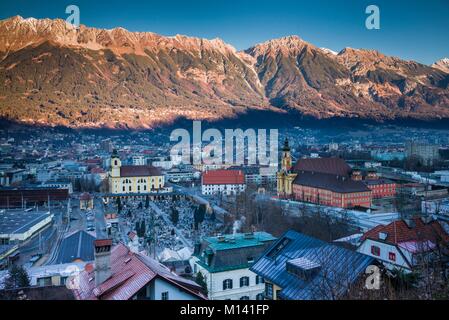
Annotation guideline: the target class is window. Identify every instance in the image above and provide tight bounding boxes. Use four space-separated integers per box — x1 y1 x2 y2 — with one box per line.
256 275 264 285
161 292 169 300
371 246 381 257
223 279 233 290
276 290 282 300
37 277 52 287
265 283 273 299
240 276 250 287
389 252 396 262
240 296 250 300
256 293 264 301
267 237 291 259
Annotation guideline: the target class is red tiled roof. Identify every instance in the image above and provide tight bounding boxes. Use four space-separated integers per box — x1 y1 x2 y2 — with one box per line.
292 158 352 176
361 218 449 245
94 239 113 247
74 244 206 300
120 165 162 177
202 170 245 185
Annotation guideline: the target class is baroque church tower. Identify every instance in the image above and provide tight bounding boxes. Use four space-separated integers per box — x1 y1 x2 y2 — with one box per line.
277 139 298 197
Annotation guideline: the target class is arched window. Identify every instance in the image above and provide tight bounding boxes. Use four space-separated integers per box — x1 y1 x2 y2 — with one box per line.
256 293 264 300
114 160 118 166
240 276 250 287
240 296 250 300
223 279 233 290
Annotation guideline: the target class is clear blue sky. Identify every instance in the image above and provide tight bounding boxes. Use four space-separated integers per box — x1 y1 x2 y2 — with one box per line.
1 0 448 64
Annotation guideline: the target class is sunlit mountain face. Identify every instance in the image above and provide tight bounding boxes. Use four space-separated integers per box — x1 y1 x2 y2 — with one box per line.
1 16 449 129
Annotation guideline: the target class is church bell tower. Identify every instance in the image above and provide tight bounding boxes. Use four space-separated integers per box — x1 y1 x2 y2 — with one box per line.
110 149 122 178
281 138 292 172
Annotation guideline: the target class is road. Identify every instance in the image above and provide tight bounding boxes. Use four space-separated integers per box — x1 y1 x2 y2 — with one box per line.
94 197 107 239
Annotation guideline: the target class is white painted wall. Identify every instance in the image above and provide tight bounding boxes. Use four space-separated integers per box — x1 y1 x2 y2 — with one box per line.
202 184 246 196
191 257 264 300
357 239 412 272
151 278 201 300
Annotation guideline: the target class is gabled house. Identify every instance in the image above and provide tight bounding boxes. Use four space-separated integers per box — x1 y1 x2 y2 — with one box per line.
73 240 206 300
191 232 276 300
357 217 449 273
55 230 96 264
201 170 246 196
250 230 374 300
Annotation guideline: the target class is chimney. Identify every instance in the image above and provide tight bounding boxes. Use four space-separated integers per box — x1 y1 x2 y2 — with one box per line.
94 239 113 286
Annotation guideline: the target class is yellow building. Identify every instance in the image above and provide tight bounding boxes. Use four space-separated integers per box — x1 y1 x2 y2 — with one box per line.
109 151 165 194
277 139 297 197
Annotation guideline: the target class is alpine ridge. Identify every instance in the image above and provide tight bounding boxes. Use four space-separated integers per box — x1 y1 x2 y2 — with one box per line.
1 16 448 129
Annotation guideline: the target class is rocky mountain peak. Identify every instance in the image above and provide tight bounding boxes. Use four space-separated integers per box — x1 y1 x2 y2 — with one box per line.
433 58 449 73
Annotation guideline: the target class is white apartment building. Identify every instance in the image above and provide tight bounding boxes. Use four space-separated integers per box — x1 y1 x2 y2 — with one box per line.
201 170 246 196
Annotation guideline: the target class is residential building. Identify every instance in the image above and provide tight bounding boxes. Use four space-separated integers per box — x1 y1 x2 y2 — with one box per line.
357 217 449 273
0 262 87 289
191 232 276 300
132 155 147 166
55 230 96 264
73 240 206 300
251 230 374 300
152 157 175 170
406 141 440 166
422 198 449 216
201 170 246 196
166 169 198 183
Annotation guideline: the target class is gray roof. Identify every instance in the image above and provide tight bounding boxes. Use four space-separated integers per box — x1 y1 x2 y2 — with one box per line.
293 171 371 193
0 210 52 235
250 230 374 300
55 231 96 264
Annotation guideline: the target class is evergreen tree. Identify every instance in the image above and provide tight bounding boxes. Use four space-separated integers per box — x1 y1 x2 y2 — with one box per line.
195 272 208 295
171 208 179 225
145 196 150 209
3 265 31 289
116 197 122 214
140 220 146 237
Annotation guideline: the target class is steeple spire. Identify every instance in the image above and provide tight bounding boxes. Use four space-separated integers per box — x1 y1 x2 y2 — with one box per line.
282 138 290 152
